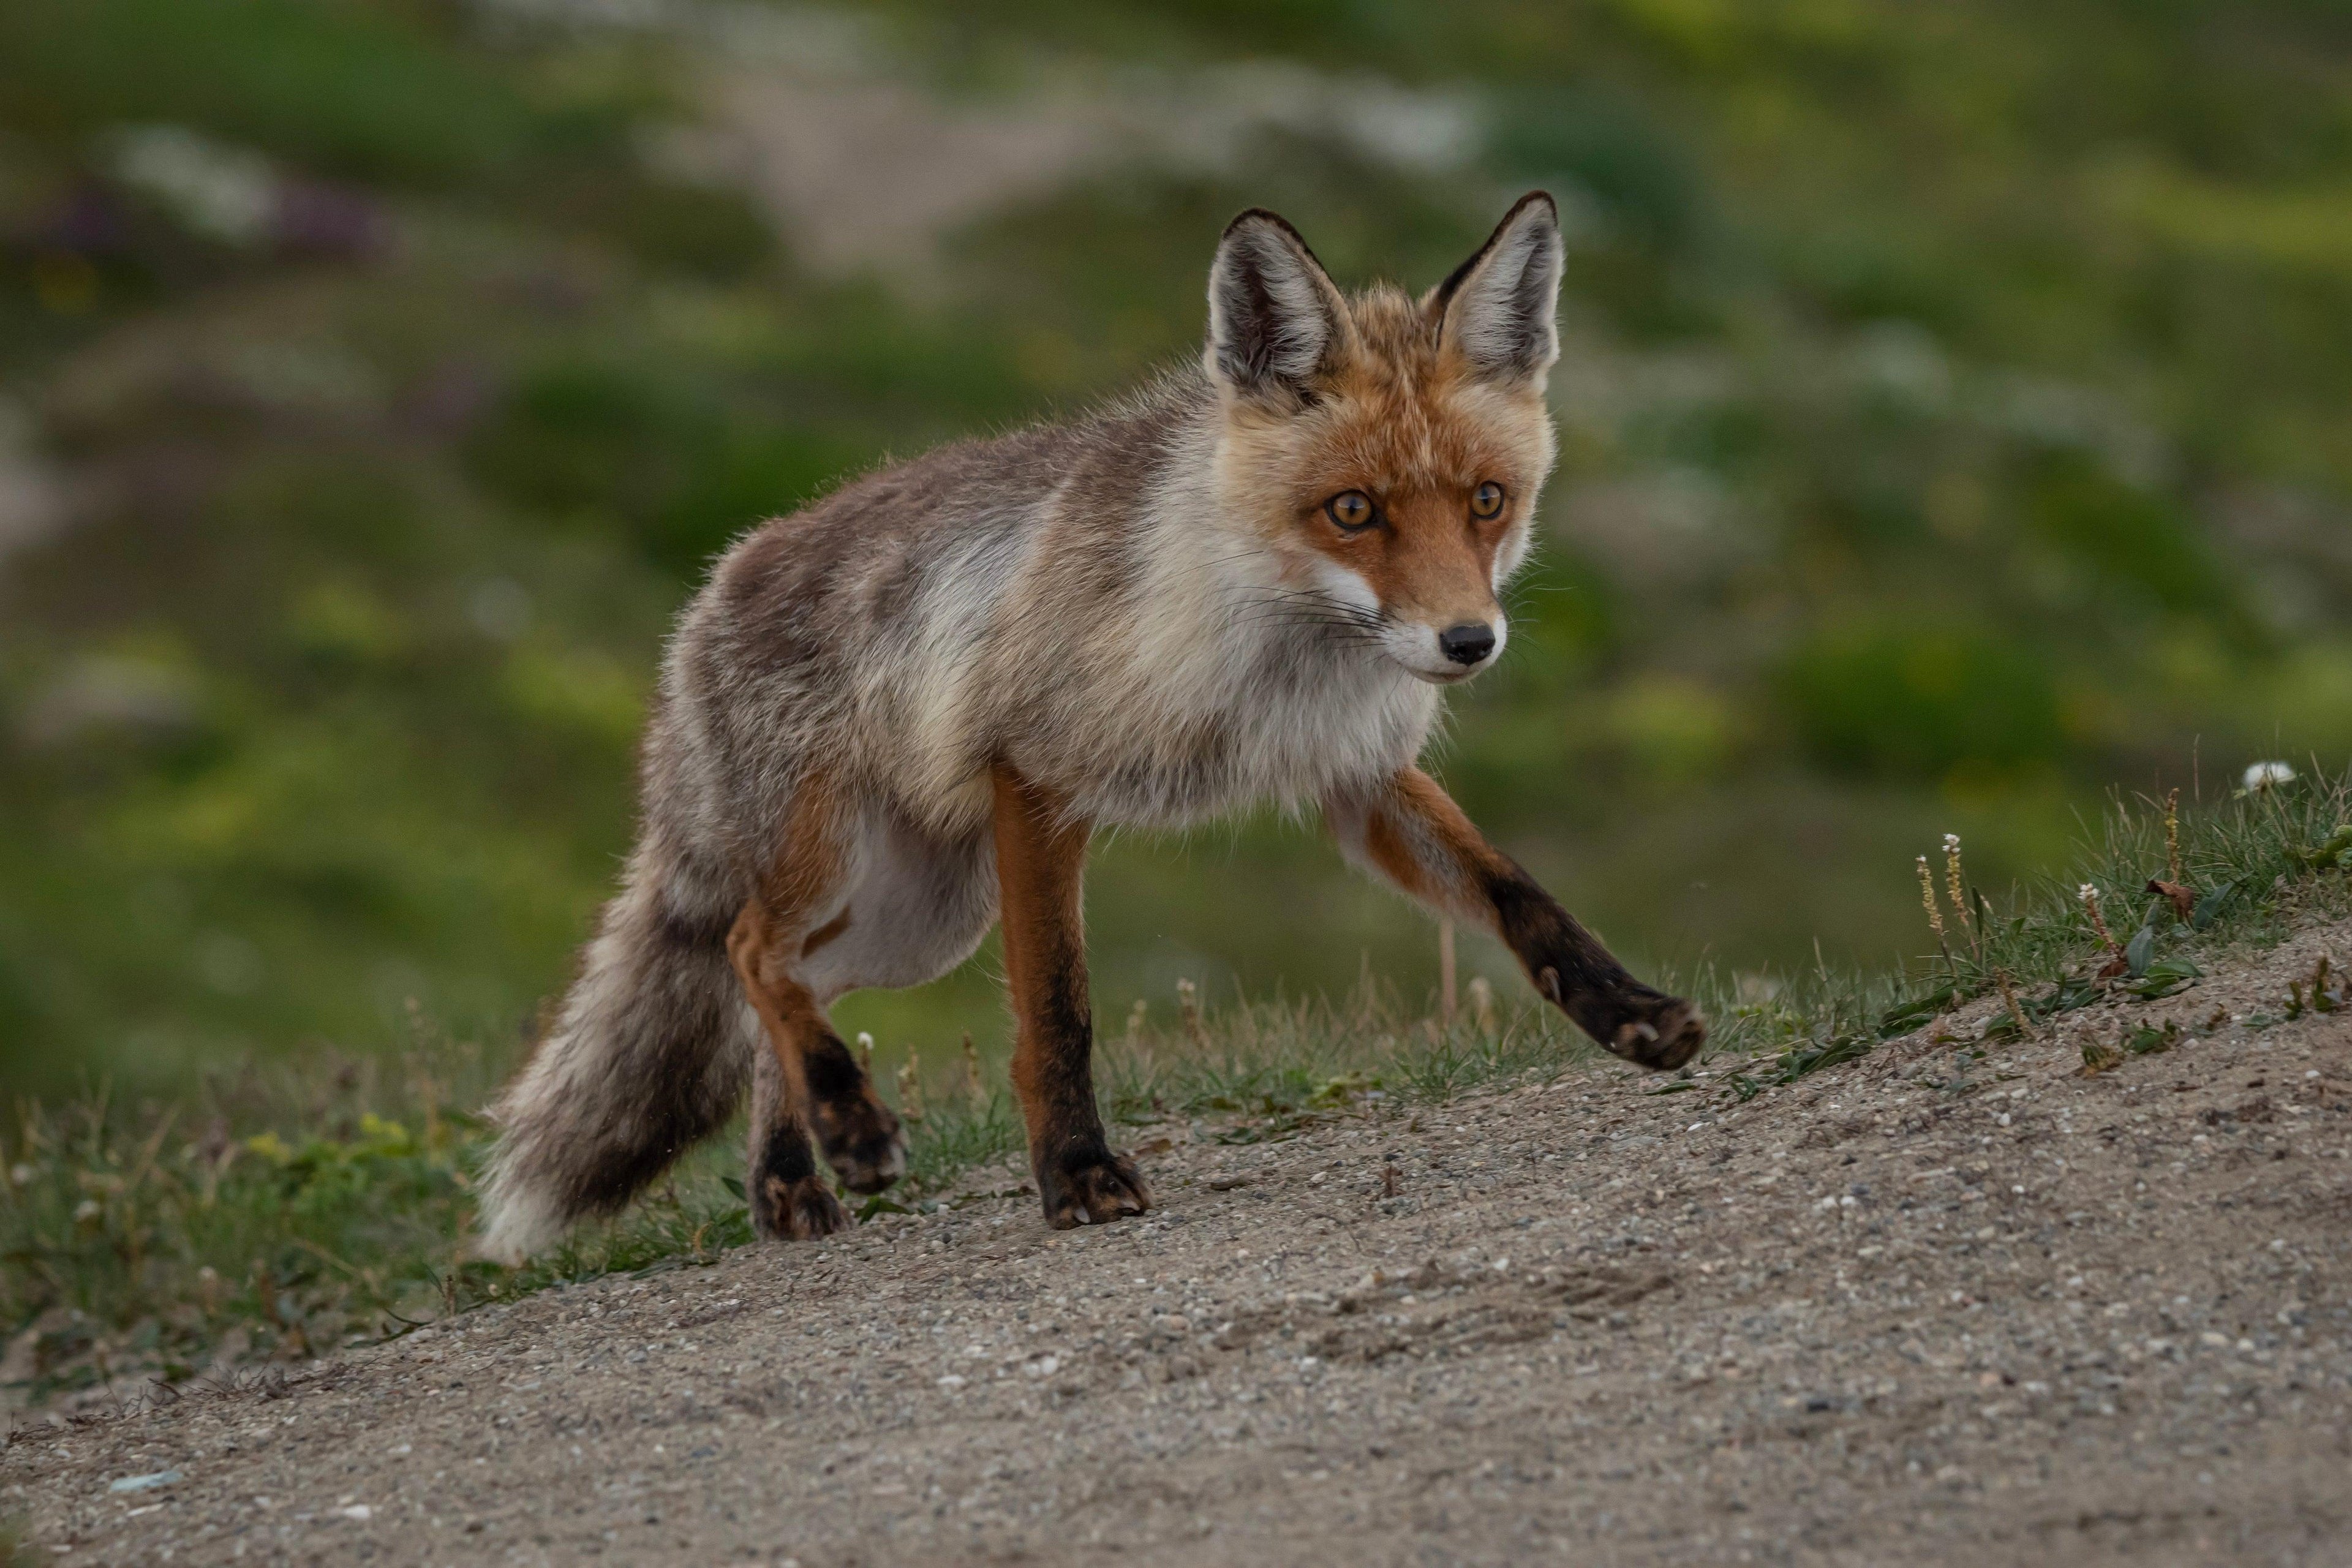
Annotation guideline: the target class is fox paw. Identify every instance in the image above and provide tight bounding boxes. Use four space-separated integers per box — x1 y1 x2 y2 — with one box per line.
1039 1147 1152 1229
753 1173 850 1241
1603 995 1706 1071
812 1091 905 1196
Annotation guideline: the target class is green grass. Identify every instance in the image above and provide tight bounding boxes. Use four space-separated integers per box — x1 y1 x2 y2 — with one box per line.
5 769 2348 1411
0 1515 46 1568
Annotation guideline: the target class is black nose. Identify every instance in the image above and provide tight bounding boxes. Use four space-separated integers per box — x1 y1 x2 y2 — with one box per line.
1438 622 1496 666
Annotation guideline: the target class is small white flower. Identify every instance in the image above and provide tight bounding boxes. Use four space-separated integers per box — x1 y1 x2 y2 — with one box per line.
109 126 276 245
2078 883 2097 900
1943 833 1962 853
74 1198 102 1223
2241 761 2296 792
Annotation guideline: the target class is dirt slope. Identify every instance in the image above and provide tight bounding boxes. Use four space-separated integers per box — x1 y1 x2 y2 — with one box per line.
6 920 2351 1567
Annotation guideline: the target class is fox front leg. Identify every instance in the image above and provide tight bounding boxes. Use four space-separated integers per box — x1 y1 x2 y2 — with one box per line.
990 764 1153 1228
1326 767 1705 1068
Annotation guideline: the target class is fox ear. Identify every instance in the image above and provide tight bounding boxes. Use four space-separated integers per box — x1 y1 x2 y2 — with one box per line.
1205 209 1349 406
1433 192 1562 387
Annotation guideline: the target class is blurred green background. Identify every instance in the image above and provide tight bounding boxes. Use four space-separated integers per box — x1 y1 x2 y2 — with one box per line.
5 0 2351 1099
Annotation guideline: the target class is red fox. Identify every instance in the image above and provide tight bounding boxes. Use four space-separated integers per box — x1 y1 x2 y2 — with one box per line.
478 192 1705 1262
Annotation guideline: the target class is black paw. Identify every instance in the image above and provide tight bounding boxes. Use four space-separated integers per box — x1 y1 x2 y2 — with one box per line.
1598 993 1706 1070
1039 1146 1152 1229
812 1090 905 1196
752 1172 850 1241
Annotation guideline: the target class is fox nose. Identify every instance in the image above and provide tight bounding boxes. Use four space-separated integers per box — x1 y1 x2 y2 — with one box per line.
1437 622 1497 666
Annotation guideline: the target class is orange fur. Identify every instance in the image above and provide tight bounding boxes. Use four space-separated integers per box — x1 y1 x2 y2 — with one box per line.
1216 285 1555 635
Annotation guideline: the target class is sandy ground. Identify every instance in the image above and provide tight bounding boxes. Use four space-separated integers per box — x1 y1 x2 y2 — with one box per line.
5 918 2350 1567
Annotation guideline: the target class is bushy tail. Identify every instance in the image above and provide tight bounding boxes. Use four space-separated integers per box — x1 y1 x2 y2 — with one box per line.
476 852 748 1264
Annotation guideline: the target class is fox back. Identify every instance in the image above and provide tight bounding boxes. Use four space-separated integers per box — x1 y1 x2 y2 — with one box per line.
666 194 1564 844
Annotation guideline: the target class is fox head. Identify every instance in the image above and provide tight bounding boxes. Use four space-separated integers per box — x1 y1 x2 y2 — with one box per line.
1204 193 1562 685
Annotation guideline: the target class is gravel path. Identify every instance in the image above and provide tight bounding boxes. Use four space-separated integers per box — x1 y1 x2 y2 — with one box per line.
7 920 2351 1566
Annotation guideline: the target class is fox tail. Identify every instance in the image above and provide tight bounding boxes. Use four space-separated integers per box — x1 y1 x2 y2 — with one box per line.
475 850 747 1264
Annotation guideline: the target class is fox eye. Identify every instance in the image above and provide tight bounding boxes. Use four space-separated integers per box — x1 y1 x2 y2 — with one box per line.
1325 490 1377 532
1471 481 1507 519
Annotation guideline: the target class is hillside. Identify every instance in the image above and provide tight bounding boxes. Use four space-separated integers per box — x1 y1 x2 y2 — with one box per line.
7 912 2347 1565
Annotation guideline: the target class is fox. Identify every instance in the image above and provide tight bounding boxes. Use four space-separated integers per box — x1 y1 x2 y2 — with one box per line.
477 191 1706 1263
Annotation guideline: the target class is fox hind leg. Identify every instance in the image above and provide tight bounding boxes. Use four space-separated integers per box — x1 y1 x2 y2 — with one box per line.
742 1041 846 1240
726 902 903 1240
799 1018 903 1196
794 807 1002 1186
